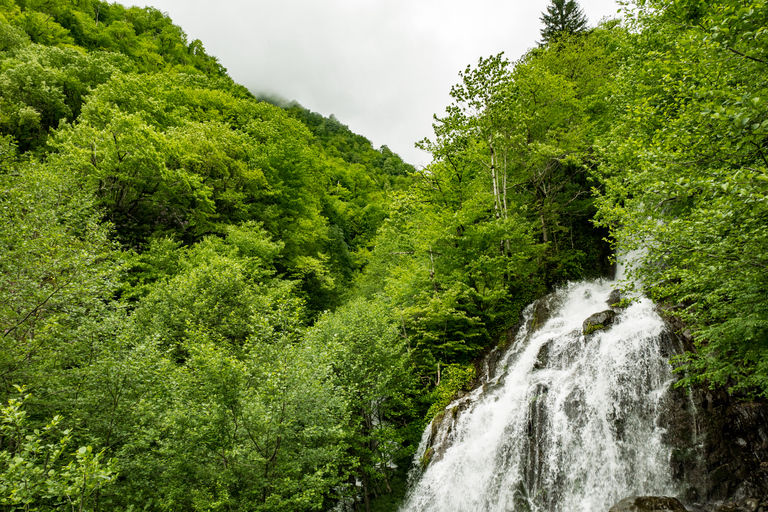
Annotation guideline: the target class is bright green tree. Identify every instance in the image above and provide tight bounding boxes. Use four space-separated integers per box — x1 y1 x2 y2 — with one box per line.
305 298 418 512
595 0 768 396
0 388 116 512
0 136 119 401
76 228 348 511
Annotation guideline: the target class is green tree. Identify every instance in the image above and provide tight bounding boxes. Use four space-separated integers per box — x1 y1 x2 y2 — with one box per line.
0 136 118 401
110 333 347 512
305 298 418 512
359 186 539 380
71 226 348 511
503 30 618 282
594 0 768 397
0 43 132 151
1 0 227 76
540 0 589 44
0 388 116 512
353 27 618 402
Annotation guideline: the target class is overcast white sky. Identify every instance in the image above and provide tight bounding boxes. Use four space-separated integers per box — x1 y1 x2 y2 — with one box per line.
126 0 621 167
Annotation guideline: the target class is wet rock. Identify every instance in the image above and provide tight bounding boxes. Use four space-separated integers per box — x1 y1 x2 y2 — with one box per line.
657 329 685 359
608 496 689 512
470 346 502 386
656 303 695 348
484 347 501 382
715 504 742 512
715 498 766 512
419 446 433 469
527 292 564 333
657 373 768 507
582 309 617 335
532 341 551 370
524 383 549 492
608 288 623 307
532 300 550 331
427 406 461 465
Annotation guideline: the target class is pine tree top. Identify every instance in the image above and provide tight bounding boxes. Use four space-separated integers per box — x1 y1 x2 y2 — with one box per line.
539 0 589 44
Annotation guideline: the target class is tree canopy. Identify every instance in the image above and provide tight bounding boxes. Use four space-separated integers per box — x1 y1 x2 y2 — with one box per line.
594 0 768 398
2 0 767 511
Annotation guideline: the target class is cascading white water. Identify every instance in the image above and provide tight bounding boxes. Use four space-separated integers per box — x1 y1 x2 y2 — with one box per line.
401 279 680 512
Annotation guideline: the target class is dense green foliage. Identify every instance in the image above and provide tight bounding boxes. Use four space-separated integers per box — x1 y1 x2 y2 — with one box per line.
304 299 416 510
0 1 418 510
0 388 116 510
356 28 617 386
594 0 768 398
2 0 767 510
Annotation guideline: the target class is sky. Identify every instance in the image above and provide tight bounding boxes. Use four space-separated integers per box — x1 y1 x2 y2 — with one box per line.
127 0 621 167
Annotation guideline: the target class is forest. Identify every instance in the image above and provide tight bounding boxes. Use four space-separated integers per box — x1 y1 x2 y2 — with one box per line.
0 0 766 510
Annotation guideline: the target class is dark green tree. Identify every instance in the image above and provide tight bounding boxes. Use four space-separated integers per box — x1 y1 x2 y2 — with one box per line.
539 0 589 44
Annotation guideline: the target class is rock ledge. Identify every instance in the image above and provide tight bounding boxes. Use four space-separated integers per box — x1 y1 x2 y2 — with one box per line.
609 496 689 512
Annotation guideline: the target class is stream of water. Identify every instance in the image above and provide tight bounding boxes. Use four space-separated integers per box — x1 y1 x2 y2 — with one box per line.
401 279 680 512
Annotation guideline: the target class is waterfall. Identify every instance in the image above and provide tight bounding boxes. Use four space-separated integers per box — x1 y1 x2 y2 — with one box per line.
401 279 681 512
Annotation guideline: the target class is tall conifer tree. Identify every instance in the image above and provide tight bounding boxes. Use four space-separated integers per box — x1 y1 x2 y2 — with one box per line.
539 0 588 44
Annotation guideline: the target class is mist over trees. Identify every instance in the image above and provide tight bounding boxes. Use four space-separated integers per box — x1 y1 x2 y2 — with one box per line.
1 0 767 510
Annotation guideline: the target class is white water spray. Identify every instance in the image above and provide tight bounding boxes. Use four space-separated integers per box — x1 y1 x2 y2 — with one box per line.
401 279 680 512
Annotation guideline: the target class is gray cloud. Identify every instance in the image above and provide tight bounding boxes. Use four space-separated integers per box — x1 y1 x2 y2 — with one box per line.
127 0 620 166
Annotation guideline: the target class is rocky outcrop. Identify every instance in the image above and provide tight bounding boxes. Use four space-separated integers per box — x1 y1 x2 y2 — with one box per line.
608 288 623 307
609 496 689 512
582 309 617 335
532 340 551 370
530 292 563 332
663 383 768 510
713 497 768 512
652 314 768 510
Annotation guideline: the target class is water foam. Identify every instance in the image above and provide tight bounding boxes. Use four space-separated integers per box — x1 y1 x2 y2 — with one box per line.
401 280 679 512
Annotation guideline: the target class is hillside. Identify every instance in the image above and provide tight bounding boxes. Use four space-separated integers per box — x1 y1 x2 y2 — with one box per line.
2 0 768 510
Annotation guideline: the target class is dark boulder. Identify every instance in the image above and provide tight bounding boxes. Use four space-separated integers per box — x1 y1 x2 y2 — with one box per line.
608 288 623 307
583 309 617 335
533 299 551 331
662 383 768 506
609 496 689 512
532 340 551 370
715 497 768 512
531 292 562 332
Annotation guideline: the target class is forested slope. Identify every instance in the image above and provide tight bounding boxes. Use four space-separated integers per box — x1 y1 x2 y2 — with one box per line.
1 0 417 509
1 0 767 510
